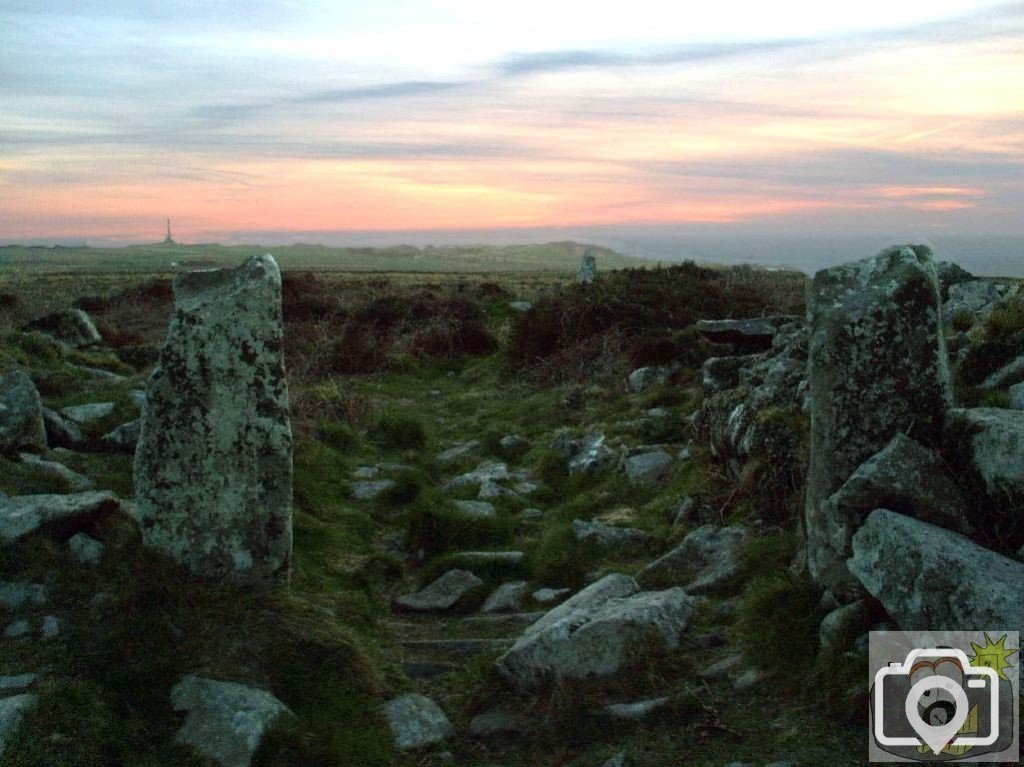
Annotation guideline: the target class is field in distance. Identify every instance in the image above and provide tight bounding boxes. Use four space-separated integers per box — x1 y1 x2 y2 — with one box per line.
0 240 643 274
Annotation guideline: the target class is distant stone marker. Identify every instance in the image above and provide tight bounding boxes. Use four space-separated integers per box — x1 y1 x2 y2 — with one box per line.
134 254 293 583
576 249 597 284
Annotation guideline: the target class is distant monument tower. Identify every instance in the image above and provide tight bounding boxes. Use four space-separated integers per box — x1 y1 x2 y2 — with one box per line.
163 218 176 245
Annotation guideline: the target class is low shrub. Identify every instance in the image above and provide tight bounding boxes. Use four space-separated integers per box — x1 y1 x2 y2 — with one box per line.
316 422 360 452
368 413 427 451
406 497 514 558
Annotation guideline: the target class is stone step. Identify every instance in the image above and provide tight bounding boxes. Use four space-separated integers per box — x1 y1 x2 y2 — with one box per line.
400 637 515 655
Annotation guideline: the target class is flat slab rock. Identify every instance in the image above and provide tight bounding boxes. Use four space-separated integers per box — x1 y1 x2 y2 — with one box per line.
382 693 454 750
395 569 483 612
134 255 293 584
0 491 119 544
695 317 792 348
171 675 292 767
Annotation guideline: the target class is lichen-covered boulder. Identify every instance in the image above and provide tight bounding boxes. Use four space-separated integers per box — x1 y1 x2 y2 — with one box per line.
134 255 293 583
0 371 46 455
848 510 1024 633
946 408 1024 498
25 308 102 348
805 245 953 592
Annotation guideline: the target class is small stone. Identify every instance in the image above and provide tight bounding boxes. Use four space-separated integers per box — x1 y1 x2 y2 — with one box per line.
603 696 671 721
567 434 617 476
499 434 528 452
436 441 481 465
382 693 454 751
599 751 627 767
40 615 59 639
532 587 570 605
351 480 396 500
571 519 654 550
478 479 518 500
467 705 528 737
68 533 104 565
100 420 141 452
25 308 101 348
0 693 38 757
451 500 496 519
508 301 532 312
622 451 673 486
61 402 116 424
1010 382 1024 411
4 620 31 639
519 508 544 522
481 581 529 614
732 667 766 690
0 491 120 544
17 453 94 492
41 407 83 450
698 653 744 679
128 389 147 410
352 466 380 479
0 675 37 692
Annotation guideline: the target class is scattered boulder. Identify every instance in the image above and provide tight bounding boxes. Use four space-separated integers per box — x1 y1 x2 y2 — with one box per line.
4 620 30 639
567 434 617 476
0 582 46 610
41 407 84 450
636 525 747 593
499 434 529 452
40 615 59 639
61 402 115 424
572 519 654 550
395 570 483 612
0 693 37 757
695 317 793 350
942 279 1007 326
68 533 104 565
577 250 597 284
701 355 753 396
826 433 969 532
818 600 872 652
171 675 292 767
946 408 1024 497
25 308 101 348
17 452 94 491
478 478 518 500
351 480 396 501
805 245 952 592
848 510 1024 632
935 261 974 299
382 693 454 751
0 371 46 454
622 450 673 486
496 586 695 687
0 491 120 544
508 301 532 313
451 500 496 519
446 461 510 492
436 440 481 465
627 365 678 393
134 254 293 584
603 696 671 722
100 420 140 452
482 581 529 614
532 587 570 605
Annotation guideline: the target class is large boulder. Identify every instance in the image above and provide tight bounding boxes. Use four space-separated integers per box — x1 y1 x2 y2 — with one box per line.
946 408 1024 498
805 245 953 592
0 371 46 454
849 509 1024 632
25 308 102 348
826 433 969 533
171 676 292 767
134 255 293 583
496 586 695 687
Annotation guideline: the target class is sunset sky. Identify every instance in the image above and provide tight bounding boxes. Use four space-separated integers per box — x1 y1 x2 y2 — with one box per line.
2 1 1023 244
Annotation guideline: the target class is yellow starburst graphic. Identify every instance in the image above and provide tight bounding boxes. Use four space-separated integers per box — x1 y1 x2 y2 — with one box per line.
969 632 1018 681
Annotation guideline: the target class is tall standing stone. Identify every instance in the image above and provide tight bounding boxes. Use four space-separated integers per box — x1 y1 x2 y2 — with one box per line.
576 249 597 284
805 245 952 594
134 255 292 583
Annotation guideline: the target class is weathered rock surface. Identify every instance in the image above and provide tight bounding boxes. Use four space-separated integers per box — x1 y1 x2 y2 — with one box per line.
496 586 695 687
572 519 654 550
577 250 597 284
0 582 47 609
848 510 1024 632
451 499 496 519
61 402 115 424
0 371 46 454
525 573 639 638
696 317 794 350
467 705 528 737
805 245 952 591
701 355 754 396
134 254 293 583
946 408 1024 497
436 440 481 465
622 450 673 486
636 525 747 593
395 569 483 612
446 461 510 492
603 696 672 722
41 407 83 450
1011 382 1024 410
935 261 974 298
382 693 454 751
980 354 1024 391
0 693 37 756
942 279 1008 326
351 479 395 500
827 433 969 532
100 420 140 452
627 365 679 393
482 581 529 614
0 491 119 544
567 434 618 476
171 675 292 767
17 452 94 491
68 533 104 565
26 308 102 348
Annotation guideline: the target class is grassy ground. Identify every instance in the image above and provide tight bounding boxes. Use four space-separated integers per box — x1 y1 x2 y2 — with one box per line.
0 262 865 766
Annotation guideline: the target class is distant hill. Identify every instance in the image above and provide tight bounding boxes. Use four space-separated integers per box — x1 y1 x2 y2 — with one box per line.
0 240 646 274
